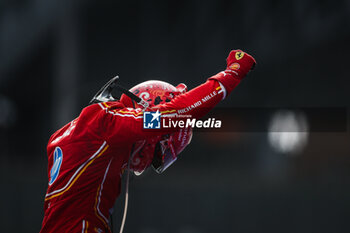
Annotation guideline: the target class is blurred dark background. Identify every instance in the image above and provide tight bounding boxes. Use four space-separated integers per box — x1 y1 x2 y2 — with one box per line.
1 0 350 232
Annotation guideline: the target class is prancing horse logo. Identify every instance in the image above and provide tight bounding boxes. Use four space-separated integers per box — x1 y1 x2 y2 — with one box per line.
49 147 63 185
235 51 244 60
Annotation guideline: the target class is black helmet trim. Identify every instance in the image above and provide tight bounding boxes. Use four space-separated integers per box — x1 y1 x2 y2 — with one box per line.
89 76 149 109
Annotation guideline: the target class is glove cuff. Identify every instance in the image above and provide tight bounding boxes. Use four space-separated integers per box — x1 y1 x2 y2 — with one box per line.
208 71 241 95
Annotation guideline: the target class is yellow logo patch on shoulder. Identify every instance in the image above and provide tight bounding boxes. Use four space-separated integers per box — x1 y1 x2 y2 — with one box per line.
235 51 244 60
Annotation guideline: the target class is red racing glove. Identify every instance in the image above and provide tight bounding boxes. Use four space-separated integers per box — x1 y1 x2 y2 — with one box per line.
209 49 256 95
225 49 256 80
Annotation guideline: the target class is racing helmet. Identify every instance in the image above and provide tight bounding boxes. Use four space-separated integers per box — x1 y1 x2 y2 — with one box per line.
120 80 193 174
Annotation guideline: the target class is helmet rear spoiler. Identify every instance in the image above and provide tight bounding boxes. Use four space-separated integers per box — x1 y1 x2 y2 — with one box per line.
89 76 149 109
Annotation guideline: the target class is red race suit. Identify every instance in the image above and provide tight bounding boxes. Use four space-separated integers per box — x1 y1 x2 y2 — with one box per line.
40 60 251 232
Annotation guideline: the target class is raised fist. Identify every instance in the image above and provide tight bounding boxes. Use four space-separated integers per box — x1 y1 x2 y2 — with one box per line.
226 49 256 79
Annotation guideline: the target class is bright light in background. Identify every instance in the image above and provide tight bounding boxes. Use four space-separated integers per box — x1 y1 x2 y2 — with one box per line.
268 110 309 155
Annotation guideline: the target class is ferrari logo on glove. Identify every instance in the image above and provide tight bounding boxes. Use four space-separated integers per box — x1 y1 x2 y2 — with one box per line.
235 51 244 60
